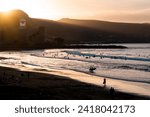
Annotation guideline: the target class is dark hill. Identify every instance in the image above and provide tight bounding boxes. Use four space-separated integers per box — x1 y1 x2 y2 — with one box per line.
59 18 150 35
59 18 150 43
0 10 150 50
31 18 150 44
31 18 102 43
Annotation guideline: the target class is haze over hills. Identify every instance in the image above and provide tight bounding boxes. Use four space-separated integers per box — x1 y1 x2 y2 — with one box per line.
0 10 150 50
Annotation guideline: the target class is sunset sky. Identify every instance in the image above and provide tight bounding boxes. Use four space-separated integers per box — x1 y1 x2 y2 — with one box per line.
0 0 150 23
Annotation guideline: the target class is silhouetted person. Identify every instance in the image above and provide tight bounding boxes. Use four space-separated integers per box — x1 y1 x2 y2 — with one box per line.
93 55 96 58
103 78 106 87
86 56 88 59
110 87 115 98
89 66 96 73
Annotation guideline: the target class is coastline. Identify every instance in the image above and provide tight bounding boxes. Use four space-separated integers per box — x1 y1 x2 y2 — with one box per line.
0 45 127 52
0 65 149 100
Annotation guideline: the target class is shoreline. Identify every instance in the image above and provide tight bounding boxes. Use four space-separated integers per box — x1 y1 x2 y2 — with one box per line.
0 45 127 52
0 65 149 100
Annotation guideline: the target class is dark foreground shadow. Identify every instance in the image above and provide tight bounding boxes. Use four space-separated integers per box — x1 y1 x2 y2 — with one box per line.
0 66 149 100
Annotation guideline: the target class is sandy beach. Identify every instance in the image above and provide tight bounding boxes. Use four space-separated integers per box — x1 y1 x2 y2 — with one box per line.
0 65 149 100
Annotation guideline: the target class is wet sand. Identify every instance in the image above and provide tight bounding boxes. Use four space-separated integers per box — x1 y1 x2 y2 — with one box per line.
0 66 149 100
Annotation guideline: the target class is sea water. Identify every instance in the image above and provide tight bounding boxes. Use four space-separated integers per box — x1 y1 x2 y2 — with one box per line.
0 44 150 96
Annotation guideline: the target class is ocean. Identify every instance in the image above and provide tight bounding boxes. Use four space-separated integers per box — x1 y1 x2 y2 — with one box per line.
0 43 150 96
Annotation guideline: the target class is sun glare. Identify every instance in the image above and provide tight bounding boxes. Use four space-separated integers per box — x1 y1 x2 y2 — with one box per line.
0 0 61 20
0 0 18 12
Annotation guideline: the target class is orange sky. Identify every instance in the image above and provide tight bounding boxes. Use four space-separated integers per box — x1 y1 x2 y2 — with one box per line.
0 0 150 23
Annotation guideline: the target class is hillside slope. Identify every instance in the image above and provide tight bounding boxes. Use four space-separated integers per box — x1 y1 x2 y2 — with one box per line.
59 18 150 43
0 10 150 50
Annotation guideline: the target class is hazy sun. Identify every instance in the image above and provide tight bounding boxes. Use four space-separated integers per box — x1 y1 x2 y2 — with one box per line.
0 0 21 12
0 0 60 20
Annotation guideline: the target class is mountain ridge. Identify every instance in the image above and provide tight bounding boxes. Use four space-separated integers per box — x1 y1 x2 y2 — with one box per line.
0 10 150 50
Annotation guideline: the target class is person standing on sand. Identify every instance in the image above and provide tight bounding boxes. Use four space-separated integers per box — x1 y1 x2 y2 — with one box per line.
103 78 106 87
110 87 115 98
